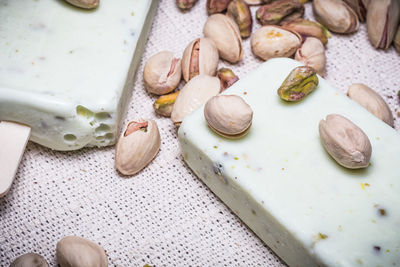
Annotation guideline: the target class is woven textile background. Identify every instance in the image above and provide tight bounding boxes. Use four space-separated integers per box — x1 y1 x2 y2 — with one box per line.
1 0 399 266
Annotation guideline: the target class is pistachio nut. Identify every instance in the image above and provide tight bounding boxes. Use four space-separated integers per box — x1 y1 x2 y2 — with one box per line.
251 25 301 60
182 38 219 82
203 14 243 63
171 75 220 125
295 37 326 76
282 19 331 45
115 120 160 176
64 0 98 9
256 0 304 25
204 95 253 139
10 253 49 267
143 51 182 95
227 0 253 38
367 0 400 49
277 66 318 102
217 68 239 91
153 91 179 117
395 26 400 53
313 0 359 34
347 83 394 127
343 0 368 21
207 0 232 14
176 0 198 10
244 0 262 5
319 114 372 169
56 236 108 267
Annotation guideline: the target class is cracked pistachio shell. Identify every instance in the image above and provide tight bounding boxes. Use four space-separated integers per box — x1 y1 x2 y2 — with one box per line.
227 0 253 38
395 26 400 53
115 120 160 176
313 0 359 34
204 95 253 138
176 0 198 10
282 19 331 45
56 236 108 267
256 0 304 25
347 83 394 127
64 0 98 9
251 25 301 60
171 75 220 125
203 14 243 63
343 0 368 21
143 51 182 95
182 38 219 82
10 253 49 267
367 0 400 49
295 37 326 76
277 66 318 101
319 114 372 169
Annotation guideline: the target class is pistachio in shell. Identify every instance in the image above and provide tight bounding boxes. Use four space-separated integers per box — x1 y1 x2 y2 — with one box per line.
366 0 400 50
256 0 304 25
171 75 221 125
207 0 232 14
143 51 182 95
395 25 400 53
282 19 331 46
277 66 318 102
319 114 372 169
182 38 219 82
10 253 49 267
343 0 368 21
313 0 359 34
347 83 394 127
217 68 239 91
203 14 243 63
295 37 326 76
227 0 253 38
251 25 301 61
176 0 198 10
204 95 253 139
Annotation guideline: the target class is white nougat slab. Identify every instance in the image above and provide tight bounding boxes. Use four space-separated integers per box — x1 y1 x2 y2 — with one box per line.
179 58 400 266
0 0 158 150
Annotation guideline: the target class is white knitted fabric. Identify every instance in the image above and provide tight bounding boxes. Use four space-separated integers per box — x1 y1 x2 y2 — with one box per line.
1 1 399 266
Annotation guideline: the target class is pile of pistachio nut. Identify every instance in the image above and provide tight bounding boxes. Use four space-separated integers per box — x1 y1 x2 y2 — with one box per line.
114 0 399 176
8 236 109 267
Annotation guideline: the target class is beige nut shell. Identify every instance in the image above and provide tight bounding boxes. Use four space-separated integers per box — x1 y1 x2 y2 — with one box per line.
56 236 108 267
171 75 221 125
143 51 182 95
295 37 326 76
347 83 394 127
251 26 301 61
115 120 160 176
319 114 372 169
203 14 243 63
182 38 219 82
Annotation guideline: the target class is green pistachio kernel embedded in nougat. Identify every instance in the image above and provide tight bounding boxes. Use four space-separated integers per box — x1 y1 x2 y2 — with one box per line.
277 66 319 102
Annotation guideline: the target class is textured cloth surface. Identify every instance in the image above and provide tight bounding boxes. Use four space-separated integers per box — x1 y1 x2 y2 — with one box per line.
1 1 399 266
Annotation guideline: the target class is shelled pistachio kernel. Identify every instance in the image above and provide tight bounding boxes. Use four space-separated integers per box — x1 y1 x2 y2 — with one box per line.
204 95 253 139
277 66 318 101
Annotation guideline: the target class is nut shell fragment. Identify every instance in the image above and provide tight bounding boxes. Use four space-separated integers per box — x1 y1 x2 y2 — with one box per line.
115 120 160 176
144 51 182 95
171 75 221 125
10 253 49 267
295 37 326 76
56 236 108 267
182 38 219 82
319 114 372 169
204 14 243 63
313 0 359 34
204 95 253 138
347 83 394 127
251 26 301 61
